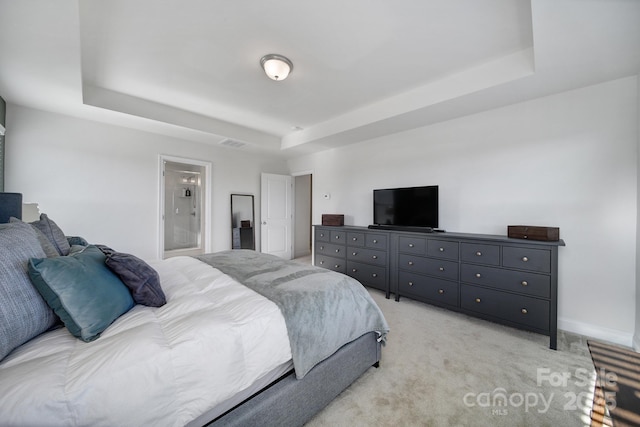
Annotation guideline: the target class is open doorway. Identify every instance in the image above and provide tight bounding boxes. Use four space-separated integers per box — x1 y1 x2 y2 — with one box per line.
293 173 312 259
159 155 212 259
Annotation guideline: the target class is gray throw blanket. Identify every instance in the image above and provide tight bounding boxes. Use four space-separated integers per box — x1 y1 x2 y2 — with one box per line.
195 250 389 379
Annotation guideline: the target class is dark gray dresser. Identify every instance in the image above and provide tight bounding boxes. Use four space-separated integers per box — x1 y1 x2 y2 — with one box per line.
315 226 390 298
314 225 565 349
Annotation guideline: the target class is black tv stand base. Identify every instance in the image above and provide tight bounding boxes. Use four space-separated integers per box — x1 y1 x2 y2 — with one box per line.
368 225 440 233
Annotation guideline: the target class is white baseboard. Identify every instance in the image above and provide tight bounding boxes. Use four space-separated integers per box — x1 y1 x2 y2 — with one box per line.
558 317 634 348
633 334 640 352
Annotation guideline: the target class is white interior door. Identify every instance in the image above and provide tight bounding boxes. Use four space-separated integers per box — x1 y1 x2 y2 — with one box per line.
261 173 292 259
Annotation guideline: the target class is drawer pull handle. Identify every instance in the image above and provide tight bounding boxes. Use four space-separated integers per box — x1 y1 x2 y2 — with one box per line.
373 239 378 243
319 246 324 250
352 237 357 241
334 264 340 268
475 273 482 278
439 267 445 272
408 281 414 287
352 252 357 256
408 243 414 248
320 233 324 237
476 251 482 256
352 268 357 272
475 298 482 303
408 261 414 266
438 289 444 294
319 261 324 265
521 308 528 314
439 247 444 252
522 256 529 262
335 249 340 253
521 281 528 286
372 255 378 259
335 236 340 240
372 273 378 278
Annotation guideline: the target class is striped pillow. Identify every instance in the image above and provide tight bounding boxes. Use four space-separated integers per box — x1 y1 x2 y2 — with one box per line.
0 221 58 361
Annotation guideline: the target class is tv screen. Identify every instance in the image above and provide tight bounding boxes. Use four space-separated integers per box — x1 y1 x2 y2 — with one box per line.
373 185 438 228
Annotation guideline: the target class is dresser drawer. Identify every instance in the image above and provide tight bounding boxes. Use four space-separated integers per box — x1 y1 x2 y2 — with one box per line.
398 236 426 254
347 232 365 247
315 254 346 273
460 264 550 298
427 239 459 260
315 228 331 242
366 233 387 249
460 242 500 266
398 271 458 307
315 242 346 258
330 230 346 243
503 247 551 273
398 254 458 280
348 261 386 291
347 247 387 266
461 284 549 331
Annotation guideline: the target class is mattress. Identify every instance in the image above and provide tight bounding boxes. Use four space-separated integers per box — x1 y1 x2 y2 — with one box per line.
0 256 292 427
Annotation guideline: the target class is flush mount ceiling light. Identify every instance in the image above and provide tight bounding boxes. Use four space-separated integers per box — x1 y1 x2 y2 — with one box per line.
260 54 293 81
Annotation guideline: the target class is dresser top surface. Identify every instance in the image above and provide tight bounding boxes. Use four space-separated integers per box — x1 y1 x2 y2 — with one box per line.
314 225 566 247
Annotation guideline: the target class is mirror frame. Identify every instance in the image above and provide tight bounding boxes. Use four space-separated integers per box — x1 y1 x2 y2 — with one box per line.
230 194 255 250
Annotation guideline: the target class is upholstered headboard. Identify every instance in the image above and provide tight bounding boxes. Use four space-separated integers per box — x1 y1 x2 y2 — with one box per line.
0 192 22 223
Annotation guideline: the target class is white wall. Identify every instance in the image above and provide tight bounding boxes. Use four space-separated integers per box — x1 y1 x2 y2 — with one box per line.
636 73 640 351
289 76 639 346
5 105 289 259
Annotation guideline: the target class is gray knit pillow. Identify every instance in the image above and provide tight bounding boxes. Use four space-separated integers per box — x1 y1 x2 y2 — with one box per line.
9 217 59 258
29 213 71 256
0 221 59 361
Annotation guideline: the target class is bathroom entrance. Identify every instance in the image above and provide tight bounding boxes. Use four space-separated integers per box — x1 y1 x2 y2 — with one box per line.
159 156 211 258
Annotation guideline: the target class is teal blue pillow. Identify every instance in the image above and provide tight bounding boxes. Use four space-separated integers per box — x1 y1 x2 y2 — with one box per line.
28 245 134 342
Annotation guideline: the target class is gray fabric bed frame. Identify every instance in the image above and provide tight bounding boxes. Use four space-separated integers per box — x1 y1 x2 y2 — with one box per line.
203 331 381 427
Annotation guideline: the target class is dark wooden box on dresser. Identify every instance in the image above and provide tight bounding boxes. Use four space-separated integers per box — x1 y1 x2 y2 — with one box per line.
315 225 565 349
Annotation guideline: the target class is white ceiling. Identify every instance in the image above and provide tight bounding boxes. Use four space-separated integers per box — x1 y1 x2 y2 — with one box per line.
0 0 638 157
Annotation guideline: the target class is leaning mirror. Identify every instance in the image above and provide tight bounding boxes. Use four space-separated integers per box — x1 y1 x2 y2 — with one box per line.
231 194 255 250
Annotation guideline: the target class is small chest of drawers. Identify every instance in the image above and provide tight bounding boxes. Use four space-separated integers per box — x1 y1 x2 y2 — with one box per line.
315 228 347 273
458 240 556 343
315 226 390 298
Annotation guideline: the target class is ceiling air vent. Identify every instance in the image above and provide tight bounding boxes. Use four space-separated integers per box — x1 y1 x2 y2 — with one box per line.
219 138 246 149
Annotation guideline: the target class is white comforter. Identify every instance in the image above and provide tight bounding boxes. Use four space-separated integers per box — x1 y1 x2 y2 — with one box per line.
0 257 292 427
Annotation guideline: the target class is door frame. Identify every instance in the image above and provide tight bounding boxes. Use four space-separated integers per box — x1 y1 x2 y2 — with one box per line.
158 154 212 259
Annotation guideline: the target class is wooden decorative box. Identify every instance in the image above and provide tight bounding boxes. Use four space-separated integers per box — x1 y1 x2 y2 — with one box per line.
508 225 560 242
322 214 344 226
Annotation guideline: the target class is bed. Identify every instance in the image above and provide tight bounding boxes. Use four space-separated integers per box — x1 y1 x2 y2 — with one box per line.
0 217 388 427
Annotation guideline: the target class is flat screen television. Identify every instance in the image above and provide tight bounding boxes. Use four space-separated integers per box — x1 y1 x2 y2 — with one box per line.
373 185 438 229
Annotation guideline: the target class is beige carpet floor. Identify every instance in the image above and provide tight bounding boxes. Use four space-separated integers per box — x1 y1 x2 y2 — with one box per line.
305 289 597 427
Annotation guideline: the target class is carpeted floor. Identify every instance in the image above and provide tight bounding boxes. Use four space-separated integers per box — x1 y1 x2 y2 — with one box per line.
305 289 596 427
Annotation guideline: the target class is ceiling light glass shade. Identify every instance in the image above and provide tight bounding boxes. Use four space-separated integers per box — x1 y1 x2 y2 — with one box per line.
260 54 293 81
